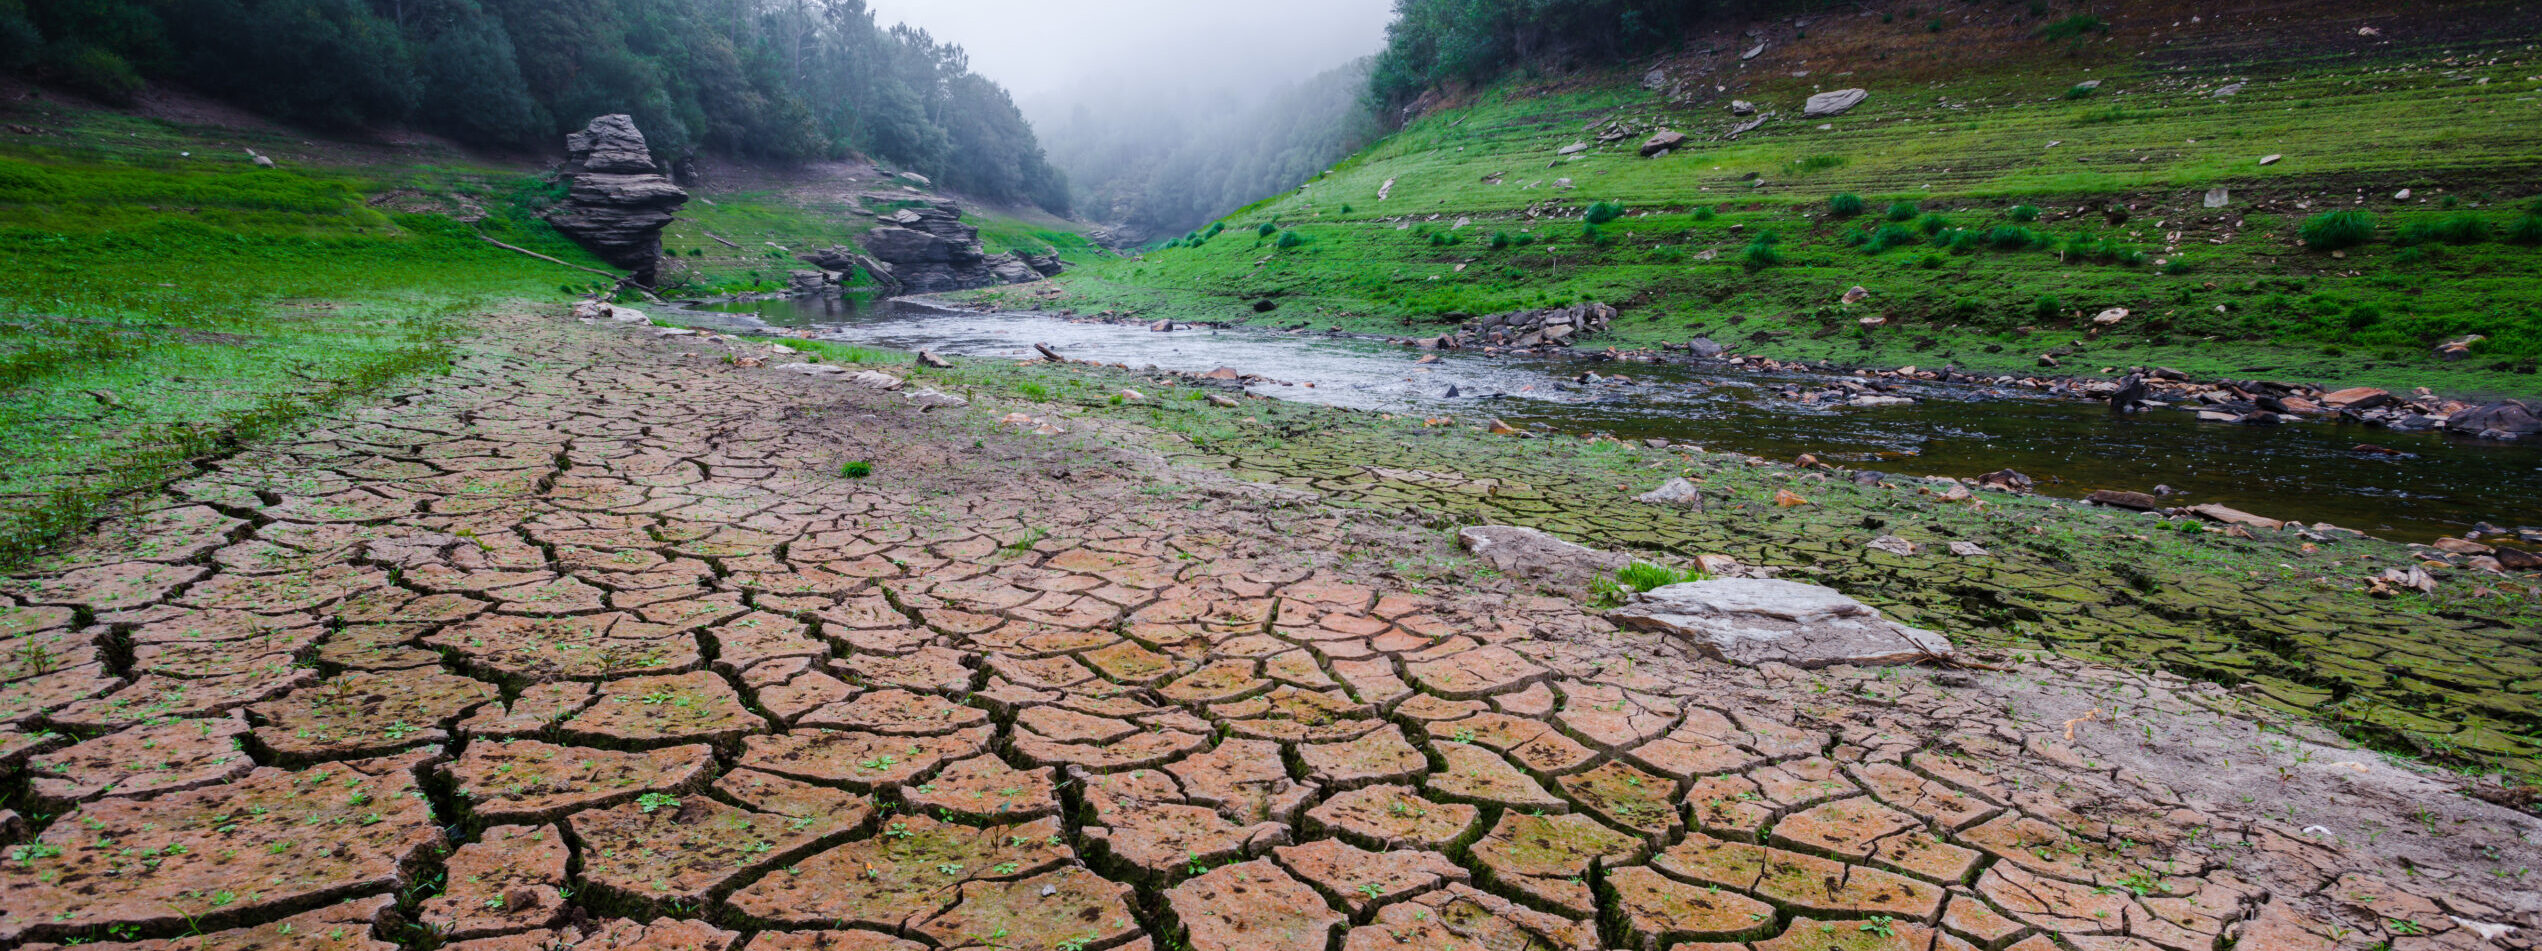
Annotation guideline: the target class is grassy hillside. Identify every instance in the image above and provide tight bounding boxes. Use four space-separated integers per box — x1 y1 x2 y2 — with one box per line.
1019 0 2542 397
0 99 614 564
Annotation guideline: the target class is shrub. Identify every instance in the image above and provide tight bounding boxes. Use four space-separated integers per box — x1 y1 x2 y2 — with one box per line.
1917 213 1950 235
2009 204 2041 222
2299 210 2376 250
1691 206 1716 221
2038 14 2107 40
1275 230 1306 249
1840 229 1870 248
1830 193 1866 217
1885 201 1921 222
1866 224 1920 253
1584 201 1626 225
2431 214 2491 245
1257 222 1278 237
2032 295 2064 319
1742 236 1785 271
2508 214 2542 245
1919 253 1948 269
1489 231 1513 250
1204 222 1225 238
1988 226 2040 250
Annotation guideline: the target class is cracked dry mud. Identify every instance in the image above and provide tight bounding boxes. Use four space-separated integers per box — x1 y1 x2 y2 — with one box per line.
0 311 2535 951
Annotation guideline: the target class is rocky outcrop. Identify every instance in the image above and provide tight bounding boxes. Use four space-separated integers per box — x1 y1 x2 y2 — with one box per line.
1803 89 1869 117
850 203 1062 294
2445 400 2542 438
546 115 688 286
1433 303 1615 350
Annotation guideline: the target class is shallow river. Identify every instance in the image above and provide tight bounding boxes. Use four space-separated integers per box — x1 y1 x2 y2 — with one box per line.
672 295 2542 542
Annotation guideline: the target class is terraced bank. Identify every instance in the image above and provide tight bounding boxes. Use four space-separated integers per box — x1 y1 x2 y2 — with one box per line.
0 311 2532 951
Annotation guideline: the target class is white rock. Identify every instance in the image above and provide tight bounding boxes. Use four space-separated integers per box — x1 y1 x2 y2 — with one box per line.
1636 478 1704 509
903 387 968 408
1609 579 1955 667
849 371 905 391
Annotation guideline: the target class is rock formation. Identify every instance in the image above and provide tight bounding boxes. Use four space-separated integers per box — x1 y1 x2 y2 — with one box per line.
1607 578 1955 667
843 203 1063 294
546 115 688 286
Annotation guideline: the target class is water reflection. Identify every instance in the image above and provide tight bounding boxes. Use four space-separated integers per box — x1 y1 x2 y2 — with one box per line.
668 294 2542 541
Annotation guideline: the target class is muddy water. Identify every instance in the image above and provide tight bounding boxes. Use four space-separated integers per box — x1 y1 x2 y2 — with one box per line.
673 295 2542 542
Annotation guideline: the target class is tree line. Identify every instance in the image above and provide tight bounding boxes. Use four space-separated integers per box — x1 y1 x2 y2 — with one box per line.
0 0 1069 212
1366 0 1788 117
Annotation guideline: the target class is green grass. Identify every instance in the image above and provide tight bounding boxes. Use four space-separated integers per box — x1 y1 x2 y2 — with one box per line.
0 102 602 567
999 26 2542 396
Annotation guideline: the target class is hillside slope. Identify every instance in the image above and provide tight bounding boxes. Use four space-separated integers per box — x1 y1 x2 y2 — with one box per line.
1024 0 2542 397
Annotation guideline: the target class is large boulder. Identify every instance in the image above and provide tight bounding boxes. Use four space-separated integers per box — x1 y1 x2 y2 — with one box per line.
1639 130 1687 157
1802 89 1869 117
1457 526 1628 591
1608 579 1954 667
2445 400 2542 438
546 115 688 286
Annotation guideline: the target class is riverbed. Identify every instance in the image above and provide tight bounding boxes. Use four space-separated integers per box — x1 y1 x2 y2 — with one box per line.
671 295 2542 542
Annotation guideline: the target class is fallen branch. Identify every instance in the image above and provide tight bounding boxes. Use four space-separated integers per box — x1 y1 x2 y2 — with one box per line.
704 231 742 249
476 234 620 280
474 234 662 302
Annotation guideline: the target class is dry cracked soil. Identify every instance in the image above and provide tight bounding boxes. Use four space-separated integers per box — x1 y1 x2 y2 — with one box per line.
0 309 2534 951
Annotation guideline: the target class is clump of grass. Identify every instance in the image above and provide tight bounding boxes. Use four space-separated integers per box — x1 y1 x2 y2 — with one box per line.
1742 233 1785 270
2507 214 2542 245
2064 83 2099 99
1916 212 1950 235
1618 561 1704 591
1829 193 1866 217
2008 204 2041 222
1788 154 1849 175
1257 222 1277 238
1584 201 1626 225
1865 224 1921 253
839 461 873 479
1988 225 2042 250
2430 213 2490 245
1275 230 1307 249
1690 205 1716 221
2038 13 2106 40
1884 201 1921 222
1016 381 1052 400
2299 210 2376 250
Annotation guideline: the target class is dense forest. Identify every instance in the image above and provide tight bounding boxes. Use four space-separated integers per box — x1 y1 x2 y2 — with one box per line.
1367 0 1787 114
1036 60 1378 241
0 0 1069 211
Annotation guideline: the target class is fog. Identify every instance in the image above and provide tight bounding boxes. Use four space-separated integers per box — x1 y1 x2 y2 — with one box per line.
863 0 1394 100
864 0 1396 234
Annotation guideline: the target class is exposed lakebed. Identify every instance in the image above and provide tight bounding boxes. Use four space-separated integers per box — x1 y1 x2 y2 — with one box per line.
675 294 2542 542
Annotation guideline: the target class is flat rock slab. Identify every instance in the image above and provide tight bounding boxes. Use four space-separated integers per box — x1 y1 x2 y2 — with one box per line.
445 740 714 823
1454 525 1626 590
1608 579 1953 667
1168 859 1346 951
0 757 442 944
250 669 498 760
29 716 253 804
